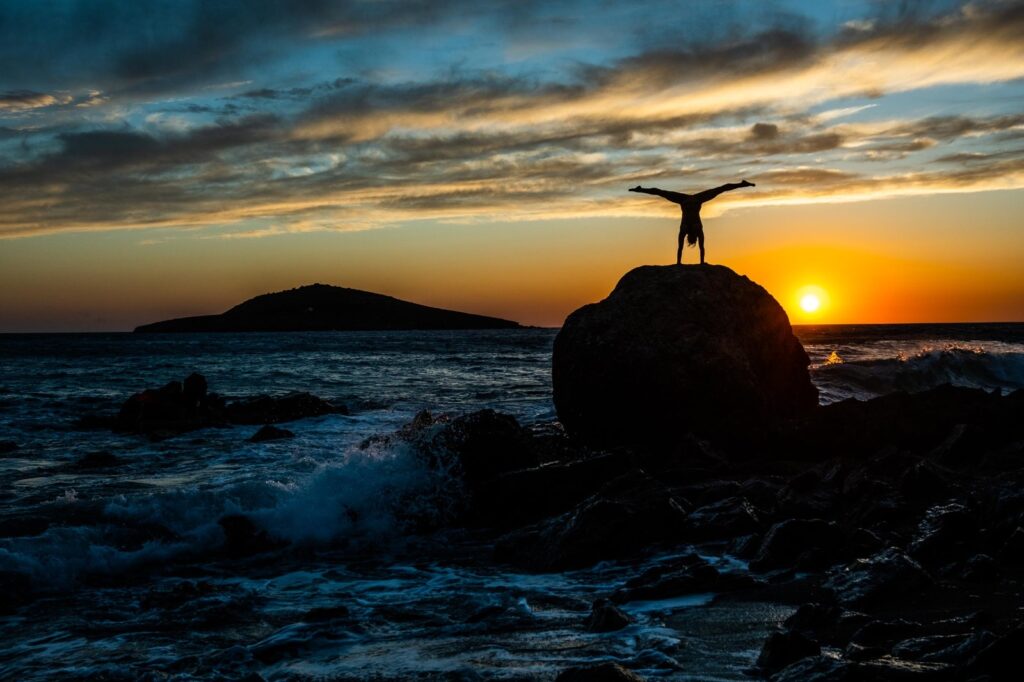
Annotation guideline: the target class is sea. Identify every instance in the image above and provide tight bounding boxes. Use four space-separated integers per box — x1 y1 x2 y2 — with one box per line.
1 323 1023 680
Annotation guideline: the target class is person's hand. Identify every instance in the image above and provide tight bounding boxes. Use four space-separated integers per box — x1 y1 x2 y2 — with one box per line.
740 179 755 187
628 185 643 192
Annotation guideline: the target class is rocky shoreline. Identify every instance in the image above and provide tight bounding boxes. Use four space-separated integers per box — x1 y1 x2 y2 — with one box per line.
64 370 1024 680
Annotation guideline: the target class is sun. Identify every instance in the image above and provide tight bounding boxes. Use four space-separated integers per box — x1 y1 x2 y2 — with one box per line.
800 293 821 313
794 284 829 318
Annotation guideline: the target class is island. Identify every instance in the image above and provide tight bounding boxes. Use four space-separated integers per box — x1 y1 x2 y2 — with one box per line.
134 284 521 332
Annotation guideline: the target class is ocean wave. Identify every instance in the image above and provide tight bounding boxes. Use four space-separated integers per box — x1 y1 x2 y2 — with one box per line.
811 346 1024 404
0 433 464 593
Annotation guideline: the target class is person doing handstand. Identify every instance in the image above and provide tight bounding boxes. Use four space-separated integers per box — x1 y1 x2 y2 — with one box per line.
629 180 755 264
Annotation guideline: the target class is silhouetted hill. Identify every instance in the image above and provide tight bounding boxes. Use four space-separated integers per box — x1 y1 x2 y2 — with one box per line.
134 284 521 332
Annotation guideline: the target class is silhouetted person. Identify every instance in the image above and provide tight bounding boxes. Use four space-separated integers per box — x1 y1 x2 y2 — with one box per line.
629 180 755 264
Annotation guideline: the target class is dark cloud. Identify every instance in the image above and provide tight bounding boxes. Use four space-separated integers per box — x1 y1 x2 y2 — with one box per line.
750 123 780 140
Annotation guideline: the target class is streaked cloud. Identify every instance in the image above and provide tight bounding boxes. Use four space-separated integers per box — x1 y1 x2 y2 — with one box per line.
1 0 1023 239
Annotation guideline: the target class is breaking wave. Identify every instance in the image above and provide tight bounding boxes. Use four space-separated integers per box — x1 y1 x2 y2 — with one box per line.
811 346 1024 404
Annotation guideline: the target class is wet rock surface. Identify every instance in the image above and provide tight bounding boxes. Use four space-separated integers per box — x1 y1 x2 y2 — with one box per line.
405 384 1024 679
82 373 348 439
555 662 646 681
249 425 295 442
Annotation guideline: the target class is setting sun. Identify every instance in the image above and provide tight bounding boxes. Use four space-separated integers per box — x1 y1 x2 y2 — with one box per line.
800 293 821 313
792 284 830 319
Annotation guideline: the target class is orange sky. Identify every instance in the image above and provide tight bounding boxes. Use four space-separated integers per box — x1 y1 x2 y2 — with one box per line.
1 188 1021 331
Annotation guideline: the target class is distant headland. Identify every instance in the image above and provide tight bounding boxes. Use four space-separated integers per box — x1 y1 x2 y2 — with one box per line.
134 284 521 332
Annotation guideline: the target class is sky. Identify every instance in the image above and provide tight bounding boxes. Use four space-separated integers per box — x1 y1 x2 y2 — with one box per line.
1 0 1022 331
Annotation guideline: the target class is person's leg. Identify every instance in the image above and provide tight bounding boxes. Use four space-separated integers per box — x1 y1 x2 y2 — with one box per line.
698 231 706 264
691 181 751 204
632 187 690 204
677 230 685 265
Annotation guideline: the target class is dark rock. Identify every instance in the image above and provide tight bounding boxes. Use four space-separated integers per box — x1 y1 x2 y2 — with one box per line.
440 409 538 482
756 630 821 674
75 451 122 468
783 603 841 633
892 630 995 663
495 487 689 570
249 425 295 442
113 373 227 438
898 461 952 505
555 662 645 682
552 265 816 447
226 392 347 425
470 451 634 529
966 625 1024 680
751 519 843 572
218 514 281 557
586 598 632 632
849 619 921 649
610 553 757 604
824 549 932 609
960 553 999 582
906 503 976 568
182 372 208 405
682 496 764 541
0 440 18 454
768 655 848 681
997 526 1024 566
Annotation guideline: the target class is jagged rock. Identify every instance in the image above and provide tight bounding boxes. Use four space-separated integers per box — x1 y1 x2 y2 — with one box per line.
756 630 821 674
768 655 849 681
552 265 817 447
824 549 932 609
907 503 975 568
892 631 995 663
966 625 1024 679
555 662 645 682
226 392 347 425
470 451 634 529
115 374 227 437
611 553 757 603
249 425 295 442
586 598 632 632
750 518 843 572
682 496 764 541
439 409 538 482
494 487 689 571
997 526 1024 566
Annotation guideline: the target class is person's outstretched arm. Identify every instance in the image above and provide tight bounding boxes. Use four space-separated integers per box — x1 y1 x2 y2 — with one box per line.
690 180 754 204
629 185 689 204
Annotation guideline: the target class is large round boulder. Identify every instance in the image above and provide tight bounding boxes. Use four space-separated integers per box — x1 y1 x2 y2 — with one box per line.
552 265 817 446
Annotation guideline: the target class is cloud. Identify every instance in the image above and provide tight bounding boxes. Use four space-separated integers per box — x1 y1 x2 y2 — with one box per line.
1 1 1023 239
0 90 70 110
